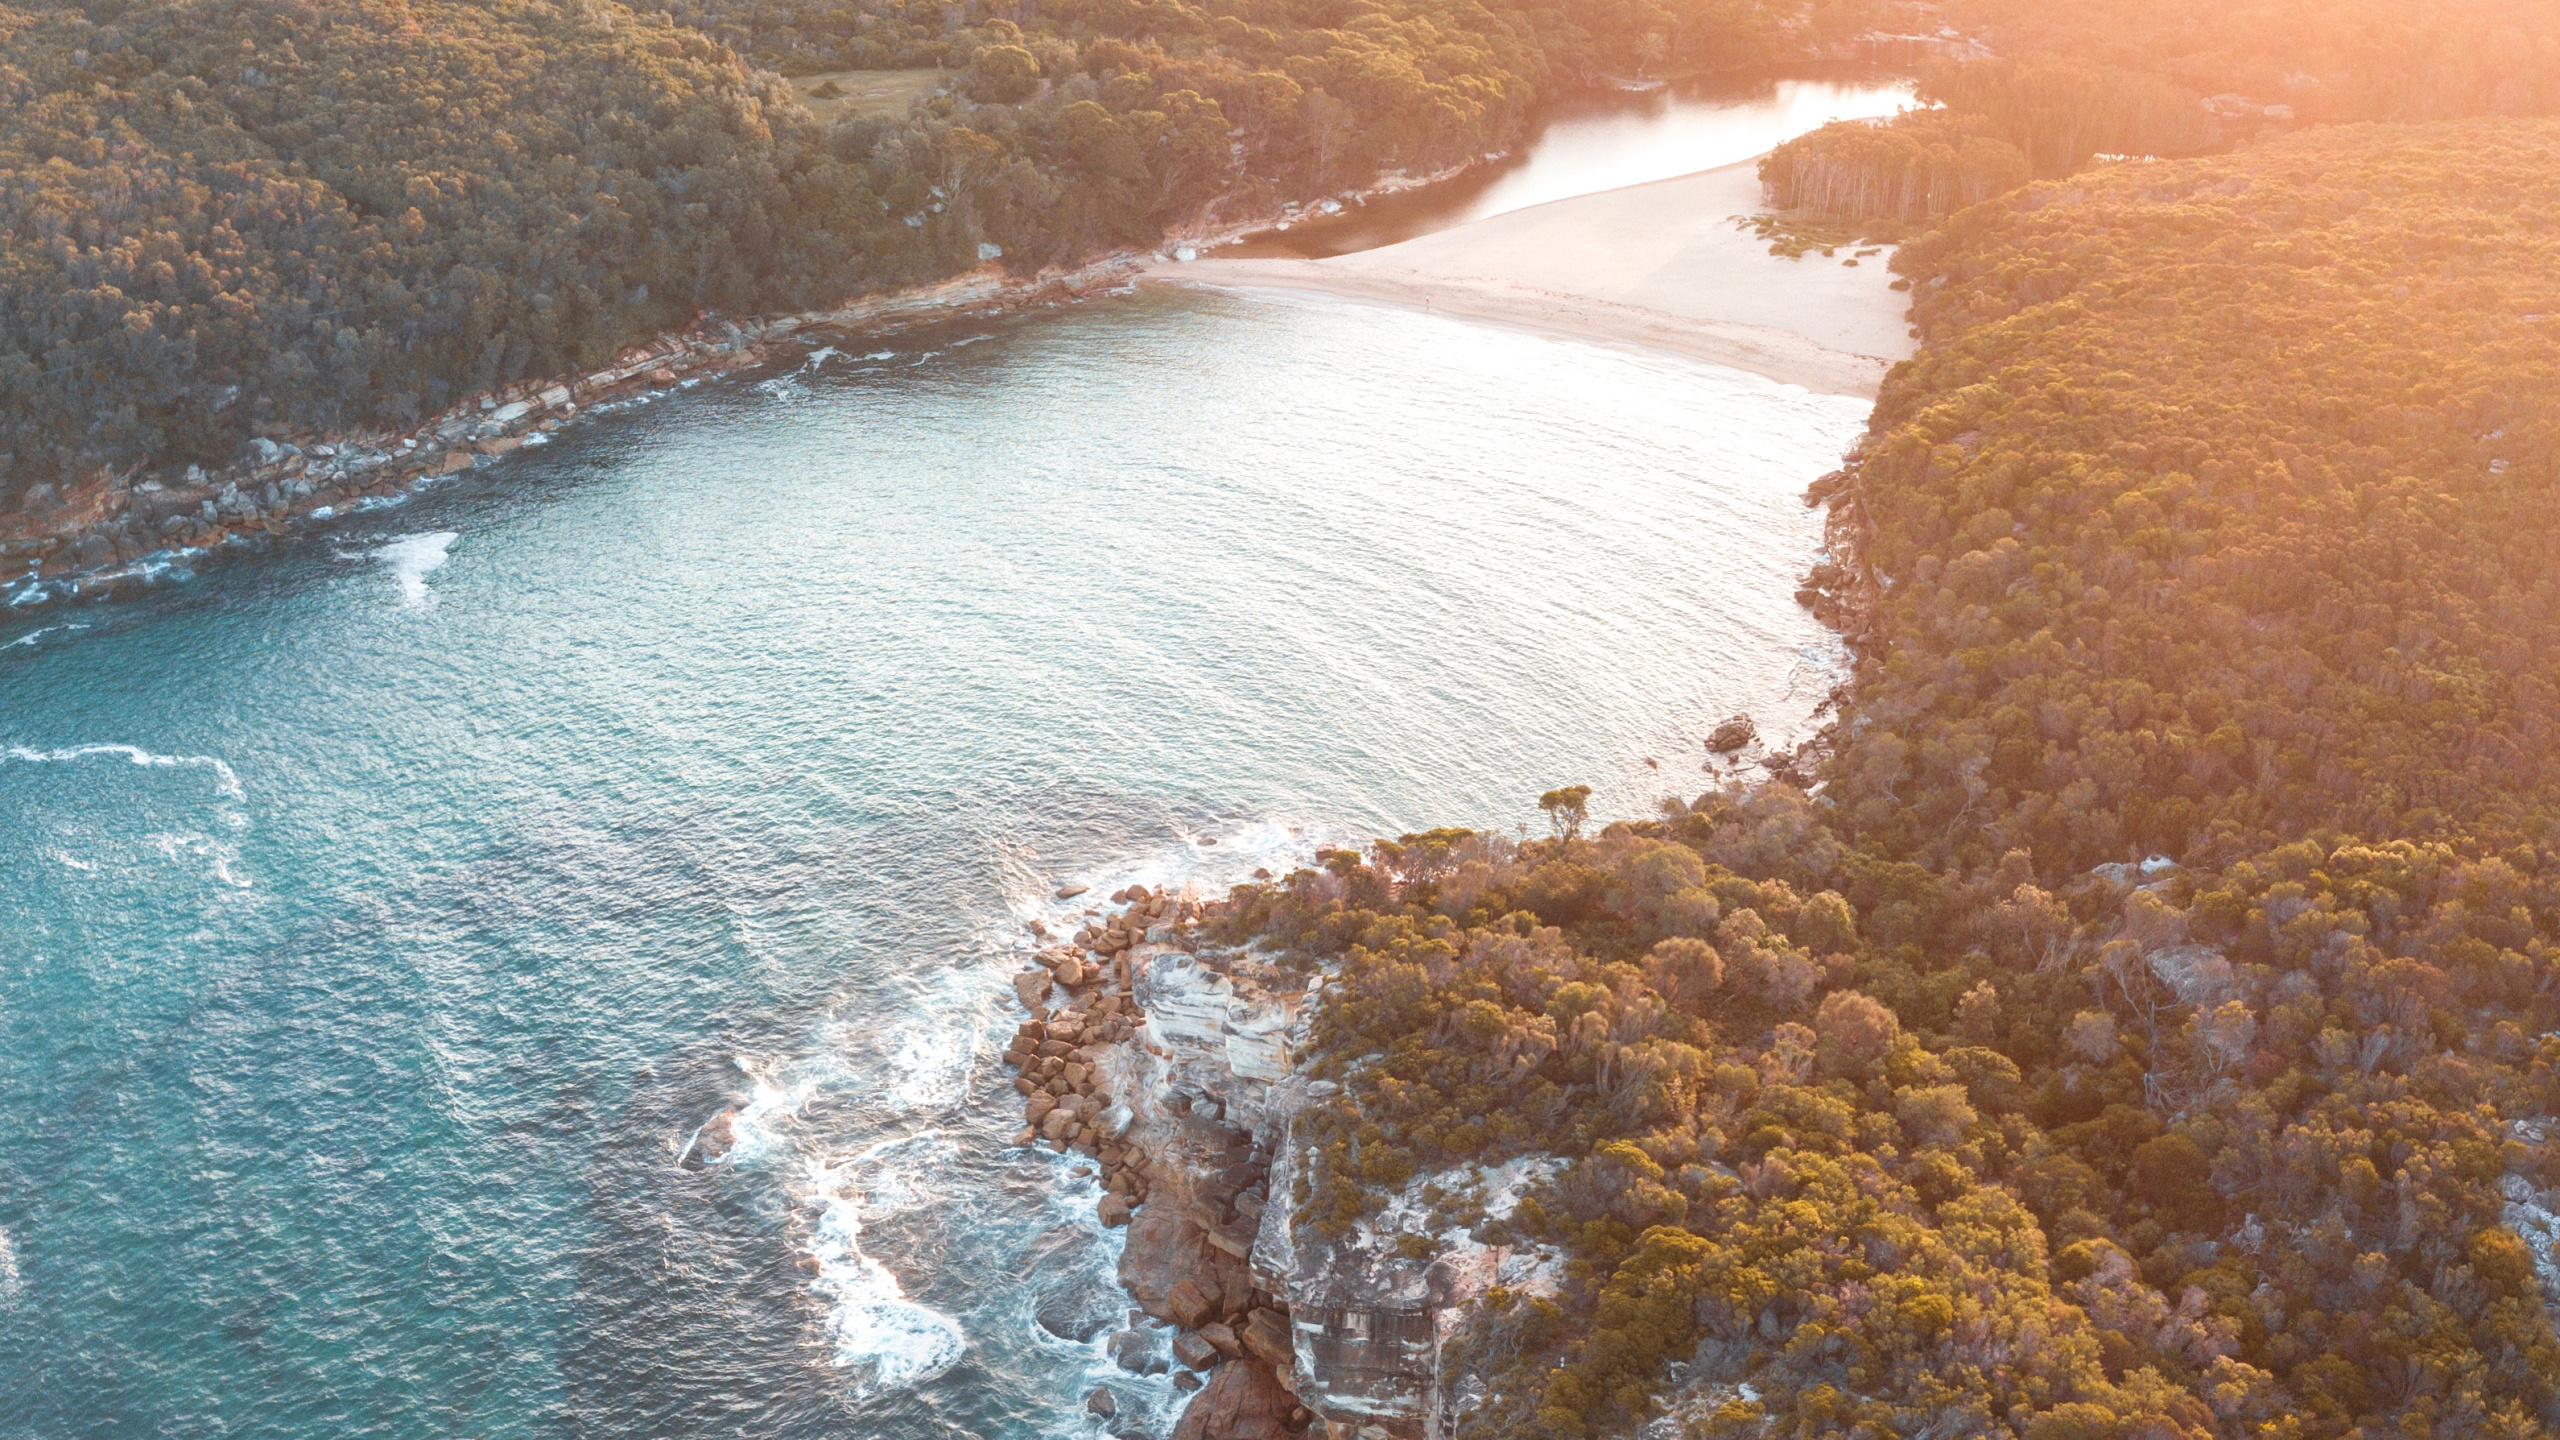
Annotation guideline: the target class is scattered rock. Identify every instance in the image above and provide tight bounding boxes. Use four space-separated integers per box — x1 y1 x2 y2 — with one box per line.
1242 1307 1293 1367
1174 1369 1202 1393
1014 970 1054 1008
1036 1277 1127 1343
1056 884 1090 899
1167 1278 1218 1329
1708 713 1759 753
1171 1355 1295 1440
1108 1327 1153 1372
688 1109 738 1167
1086 1386 1117 1418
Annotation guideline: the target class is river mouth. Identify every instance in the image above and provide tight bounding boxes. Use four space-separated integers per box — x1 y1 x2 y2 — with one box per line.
1220 67 1913 260
0 289 1865 1432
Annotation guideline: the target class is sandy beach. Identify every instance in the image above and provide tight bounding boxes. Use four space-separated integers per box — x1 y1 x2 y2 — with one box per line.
1146 160 1914 398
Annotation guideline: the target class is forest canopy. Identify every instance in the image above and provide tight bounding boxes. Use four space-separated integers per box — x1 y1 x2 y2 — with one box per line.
1230 119 2560 1439
0 0 1872 505
1764 0 2560 228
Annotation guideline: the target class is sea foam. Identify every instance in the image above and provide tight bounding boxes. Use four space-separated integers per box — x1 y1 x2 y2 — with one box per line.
3 743 247 800
807 1134 967 1399
374 532 458 608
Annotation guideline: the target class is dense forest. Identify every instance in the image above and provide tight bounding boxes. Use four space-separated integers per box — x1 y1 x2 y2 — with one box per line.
1763 0 2560 227
0 0 1878 507
1219 120 2560 1438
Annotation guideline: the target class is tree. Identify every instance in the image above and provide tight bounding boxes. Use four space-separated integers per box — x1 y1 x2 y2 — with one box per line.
1539 786 1593 842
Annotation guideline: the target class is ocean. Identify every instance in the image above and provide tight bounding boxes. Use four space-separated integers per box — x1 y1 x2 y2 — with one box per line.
0 251 1869 1438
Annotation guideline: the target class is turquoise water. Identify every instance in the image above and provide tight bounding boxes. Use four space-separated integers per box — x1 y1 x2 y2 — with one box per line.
0 291 1866 1438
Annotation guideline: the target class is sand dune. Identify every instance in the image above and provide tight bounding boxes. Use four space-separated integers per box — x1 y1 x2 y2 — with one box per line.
1148 161 1914 397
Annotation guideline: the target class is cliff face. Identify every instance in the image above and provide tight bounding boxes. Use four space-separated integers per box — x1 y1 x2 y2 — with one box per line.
1116 935 1560 1440
1013 888 1564 1440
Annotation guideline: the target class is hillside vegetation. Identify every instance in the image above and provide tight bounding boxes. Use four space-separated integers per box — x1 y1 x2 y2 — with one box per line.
1233 120 2560 1439
1764 0 2560 227
0 0 1874 507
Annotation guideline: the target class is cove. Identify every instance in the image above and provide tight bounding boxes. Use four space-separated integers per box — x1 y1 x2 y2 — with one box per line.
0 291 1863 1436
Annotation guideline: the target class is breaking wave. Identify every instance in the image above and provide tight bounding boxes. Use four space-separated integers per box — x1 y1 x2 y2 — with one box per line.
3 743 246 800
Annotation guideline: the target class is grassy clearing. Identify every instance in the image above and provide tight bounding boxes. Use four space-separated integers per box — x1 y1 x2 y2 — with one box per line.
786 69 946 124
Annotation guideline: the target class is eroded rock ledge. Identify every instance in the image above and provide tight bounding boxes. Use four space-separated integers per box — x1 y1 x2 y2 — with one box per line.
1002 883 1547 1439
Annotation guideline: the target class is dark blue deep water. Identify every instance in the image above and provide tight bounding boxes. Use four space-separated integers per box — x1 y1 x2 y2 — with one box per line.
0 291 1865 1438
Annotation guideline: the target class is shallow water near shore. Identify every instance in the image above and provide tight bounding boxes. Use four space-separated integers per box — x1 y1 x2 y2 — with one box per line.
1226 69 1913 259
0 289 1864 1438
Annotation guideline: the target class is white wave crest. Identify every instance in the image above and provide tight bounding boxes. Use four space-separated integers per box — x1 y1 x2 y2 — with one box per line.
1009 817 1339 938
2 621 89 652
0 1226 20 1305
712 1055 823 1167
374 532 458 608
3 743 246 800
806 1133 966 1399
884 1024 977 1109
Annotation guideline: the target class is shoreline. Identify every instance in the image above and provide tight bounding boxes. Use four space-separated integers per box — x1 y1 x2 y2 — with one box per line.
0 154 1503 616
995 881 1312 1434
0 254 1157 613
1 154 1909 615
1143 159 1914 399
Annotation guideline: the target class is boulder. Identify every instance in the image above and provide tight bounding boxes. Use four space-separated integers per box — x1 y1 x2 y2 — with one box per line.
1707 713 1759 753
1014 971 1054 1008
1086 1387 1117 1418
1171 1332 1221 1370
1056 884 1090 899
1098 1194 1132 1228
1241 1308 1293 1368
1052 957 1088 988
1167 1279 1218 1330
1035 1276 1126 1342
432 449 475 475
1174 1370 1202 1394
1108 1328 1153 1373
1171 1357 1296 1440
688 1109 738 1167
538 385 572 408
1199 1321 1242 1358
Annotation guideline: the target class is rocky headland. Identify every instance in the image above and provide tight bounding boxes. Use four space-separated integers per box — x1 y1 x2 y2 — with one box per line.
1003 879 1564 1439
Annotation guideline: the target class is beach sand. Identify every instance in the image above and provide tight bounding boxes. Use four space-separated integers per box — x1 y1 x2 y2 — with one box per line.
1146 160 1913 398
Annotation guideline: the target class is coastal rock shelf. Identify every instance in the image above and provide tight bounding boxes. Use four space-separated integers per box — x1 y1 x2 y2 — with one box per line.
1004 884 1314 1438
1005 881 1555 1440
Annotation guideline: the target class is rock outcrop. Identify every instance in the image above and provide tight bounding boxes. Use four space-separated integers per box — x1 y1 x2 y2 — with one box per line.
1005 883 1561 1438
1001 884 1320 1435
